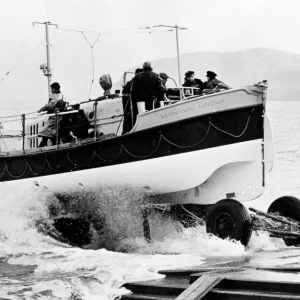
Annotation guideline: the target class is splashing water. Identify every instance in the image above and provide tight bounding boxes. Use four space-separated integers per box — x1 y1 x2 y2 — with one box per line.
0 179 290 300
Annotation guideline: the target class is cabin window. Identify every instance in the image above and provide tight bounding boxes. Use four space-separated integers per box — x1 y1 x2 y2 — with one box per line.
36 138 38 147
30 139 32 148
42 121 44 127
37 124 38 134
33 139 35 148
30 126 32 136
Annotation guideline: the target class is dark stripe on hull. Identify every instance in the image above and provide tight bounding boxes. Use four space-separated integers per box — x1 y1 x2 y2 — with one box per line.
0 105 263 182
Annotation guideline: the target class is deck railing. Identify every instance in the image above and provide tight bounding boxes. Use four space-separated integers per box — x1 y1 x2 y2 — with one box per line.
0 87 207 153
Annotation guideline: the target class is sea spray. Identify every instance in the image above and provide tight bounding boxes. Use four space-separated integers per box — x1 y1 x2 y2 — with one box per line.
0 183 57 256
50 185 155 250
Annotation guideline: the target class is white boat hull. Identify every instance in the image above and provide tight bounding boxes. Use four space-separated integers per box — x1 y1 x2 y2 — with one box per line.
0 139 263 205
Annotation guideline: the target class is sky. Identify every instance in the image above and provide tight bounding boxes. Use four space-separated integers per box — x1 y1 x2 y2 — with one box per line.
0 0 300 111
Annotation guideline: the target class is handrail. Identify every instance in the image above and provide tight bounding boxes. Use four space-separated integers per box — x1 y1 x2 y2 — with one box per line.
55 109 59 148
21 114 25 153
93 101 98 141
37 110 79 118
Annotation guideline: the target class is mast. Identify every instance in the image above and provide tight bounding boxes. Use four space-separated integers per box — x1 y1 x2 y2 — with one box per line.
154 25 187 96
45 21 51 99
175 25 182 92
33 21 57 99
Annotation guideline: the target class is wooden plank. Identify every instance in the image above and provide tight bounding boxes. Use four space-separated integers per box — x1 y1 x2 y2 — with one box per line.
122 294 176 300
123 277 188 296
175 275 222 300
212 288 300 299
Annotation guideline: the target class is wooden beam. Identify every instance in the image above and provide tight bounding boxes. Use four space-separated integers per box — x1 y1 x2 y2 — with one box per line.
175 275 222 300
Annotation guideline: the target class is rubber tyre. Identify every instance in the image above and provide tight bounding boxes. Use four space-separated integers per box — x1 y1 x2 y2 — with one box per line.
267 196 300 246
206 199 252 246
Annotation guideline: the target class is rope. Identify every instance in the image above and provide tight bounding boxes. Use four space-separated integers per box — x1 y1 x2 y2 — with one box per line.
0 162 7 177
66 151 95 167
162 123 211 149
0 111 40 119
179 204 205 225
0 111 253 180
25 158 47 176
50 44 86 100
210 115 251 138
5 161 28 179
121 135 162 159
45 155 57 172
0 38 44 86
57 26 174 35
93 146 123 163
0 25 34 85
0 108 252 143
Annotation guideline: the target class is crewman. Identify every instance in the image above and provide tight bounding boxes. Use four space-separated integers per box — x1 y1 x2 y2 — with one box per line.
131 61 164 112
182 70 204 96
122 68 143 134
37 82 66 147
203 71 230 93
158 72 169 103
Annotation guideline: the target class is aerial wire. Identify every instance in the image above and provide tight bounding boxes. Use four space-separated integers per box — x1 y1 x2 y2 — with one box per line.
0 25 35 85
49 43 86 100
57 26 174 35
80 32 101 99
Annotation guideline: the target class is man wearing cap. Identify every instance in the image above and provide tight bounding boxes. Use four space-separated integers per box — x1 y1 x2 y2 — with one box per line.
203 71 230 93
131 61 164 113
122 68 143 134
182 71 204 96
158 72 169 102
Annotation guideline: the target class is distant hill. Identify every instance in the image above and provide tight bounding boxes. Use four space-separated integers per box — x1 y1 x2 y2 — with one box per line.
114 48 300 102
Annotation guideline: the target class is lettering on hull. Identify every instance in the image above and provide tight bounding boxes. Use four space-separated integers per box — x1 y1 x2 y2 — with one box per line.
161 98 225 119
199 98 225 108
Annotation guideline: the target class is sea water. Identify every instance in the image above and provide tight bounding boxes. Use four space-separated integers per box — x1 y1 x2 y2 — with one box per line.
0 101 299 299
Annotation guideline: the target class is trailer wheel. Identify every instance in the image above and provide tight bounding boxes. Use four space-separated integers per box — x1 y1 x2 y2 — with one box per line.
206 199 252 246
267 196 300 246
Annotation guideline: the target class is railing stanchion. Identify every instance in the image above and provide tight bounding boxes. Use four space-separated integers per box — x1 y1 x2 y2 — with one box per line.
55 108 59 148
94 100 98 141
21 114 25 153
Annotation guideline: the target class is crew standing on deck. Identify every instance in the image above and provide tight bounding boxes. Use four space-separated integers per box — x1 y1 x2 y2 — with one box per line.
203 71 230 93
122 68 143 134
182 70 204 96
37 82 66 147
131 62 164 114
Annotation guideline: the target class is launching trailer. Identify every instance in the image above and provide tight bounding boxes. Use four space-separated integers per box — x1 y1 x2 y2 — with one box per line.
146 196 300 247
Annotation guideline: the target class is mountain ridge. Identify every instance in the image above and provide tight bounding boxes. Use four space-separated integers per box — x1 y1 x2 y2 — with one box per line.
114 47 300 102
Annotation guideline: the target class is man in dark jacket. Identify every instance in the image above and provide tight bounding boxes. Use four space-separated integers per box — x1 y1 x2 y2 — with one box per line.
154 72 170 106
59 108 93 144
182 70 204 96
122 68 143 134
131 62 163 112
203 71 230 93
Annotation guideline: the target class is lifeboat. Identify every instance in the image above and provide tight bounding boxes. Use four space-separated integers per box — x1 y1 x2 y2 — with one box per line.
0 81 272 209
